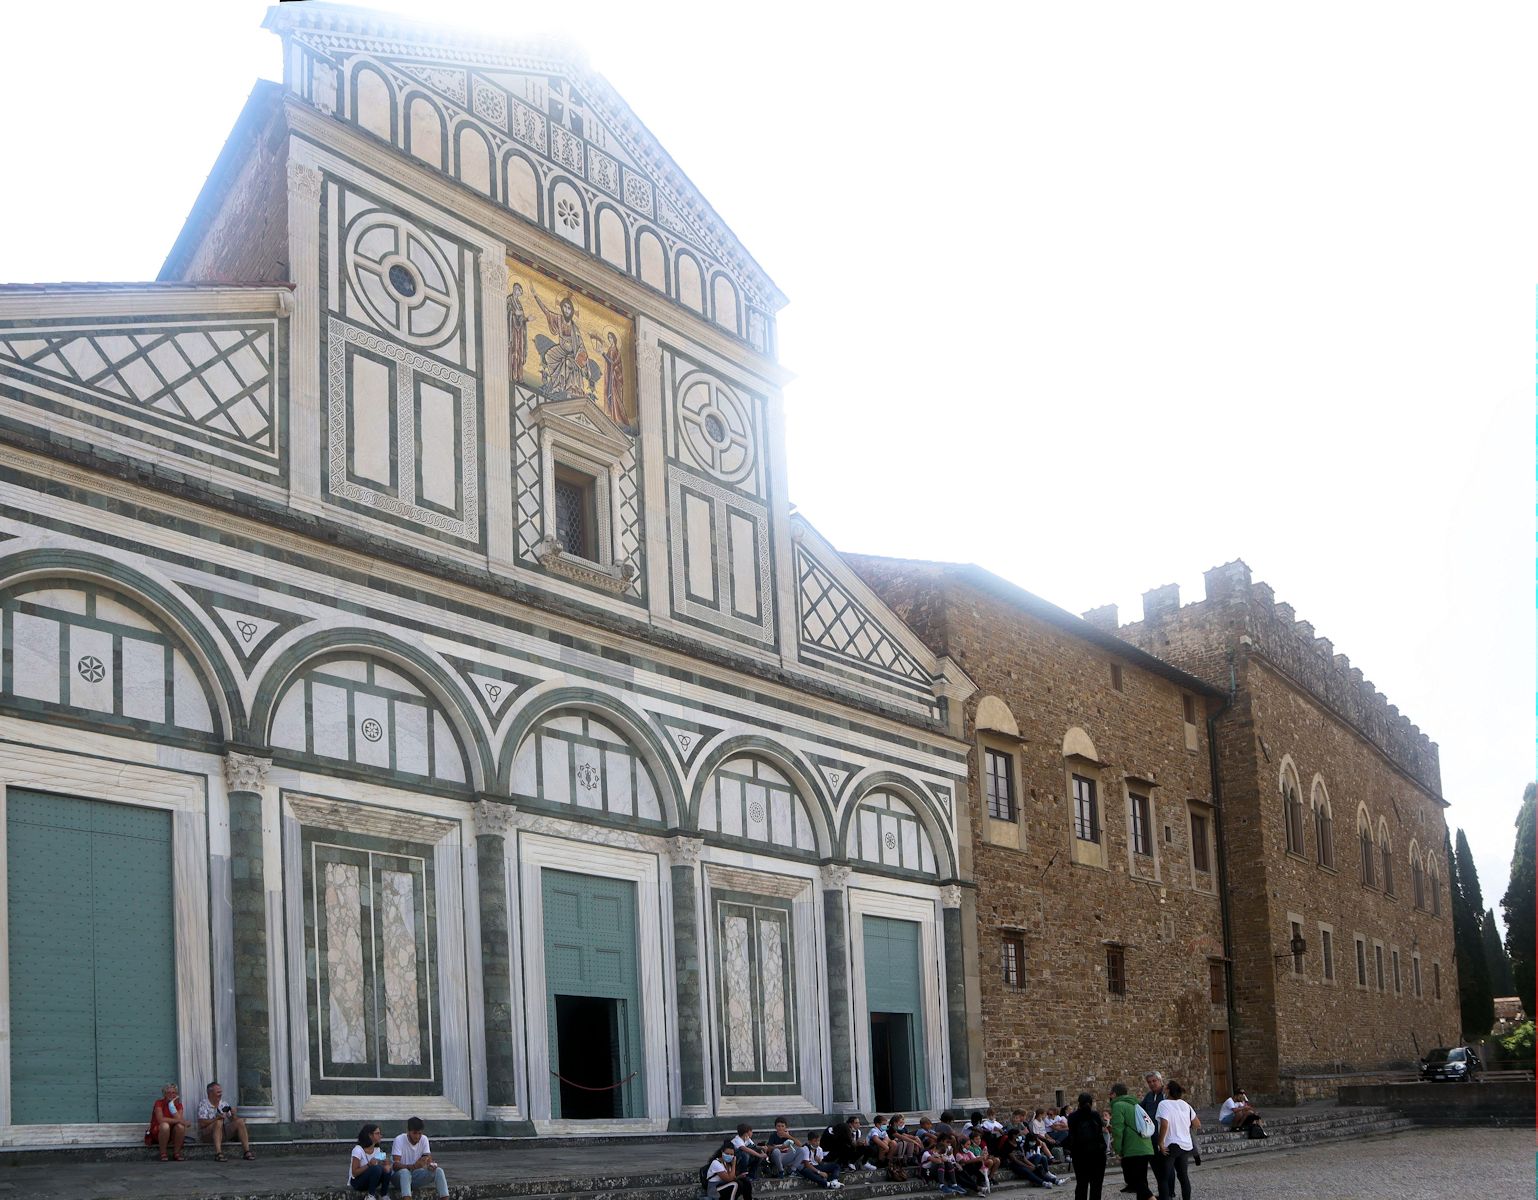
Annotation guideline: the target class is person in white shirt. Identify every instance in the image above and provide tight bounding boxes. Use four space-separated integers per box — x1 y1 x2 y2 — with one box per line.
731 1123 769 1179
1154 1081 1201 1200
705 1139 751 1200
196 1081 252 1161
1217 1089 1266 1138
790 1130 843 1189
390 1117 448 1198
980 1108 1004 1134
347 1124 393 1197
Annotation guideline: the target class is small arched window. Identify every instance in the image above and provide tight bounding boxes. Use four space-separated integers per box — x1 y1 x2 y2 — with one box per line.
1358 810 1376 888
1378 820 1395 897
1411 843 1426 910
1427 856 1441 916
1283 767 1306 856
1312 782 1334 869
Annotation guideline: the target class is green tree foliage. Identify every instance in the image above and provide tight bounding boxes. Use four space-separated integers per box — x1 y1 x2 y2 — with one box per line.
1501 783 1536 1018
1449 828 1494 1039
1481 908 1515 996
1499 1020 1534 1060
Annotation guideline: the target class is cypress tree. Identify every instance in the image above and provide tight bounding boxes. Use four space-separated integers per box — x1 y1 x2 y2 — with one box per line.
1449 829 1494 1039
1481 908 1515 996
1501 783 1536 1018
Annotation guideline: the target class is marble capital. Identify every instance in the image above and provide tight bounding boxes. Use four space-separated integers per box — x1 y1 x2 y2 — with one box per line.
668 836 705 868
478 253 509 293
223 752 271 794
820 863 852 891
287 161 323 204
940 883 963 909
474 798 519 837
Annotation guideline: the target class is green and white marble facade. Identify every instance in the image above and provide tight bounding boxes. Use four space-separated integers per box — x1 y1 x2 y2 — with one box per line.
0 5 989 1144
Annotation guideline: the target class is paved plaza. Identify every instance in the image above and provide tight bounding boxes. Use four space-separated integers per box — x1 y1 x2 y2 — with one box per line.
1183 1126 1530 1199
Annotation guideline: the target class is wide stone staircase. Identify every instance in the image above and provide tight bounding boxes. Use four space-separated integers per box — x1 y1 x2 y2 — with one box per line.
0 1104 1417 1200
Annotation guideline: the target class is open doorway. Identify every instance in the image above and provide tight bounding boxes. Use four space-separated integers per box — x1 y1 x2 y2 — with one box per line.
870 1011 920 1112
553 995 624 1119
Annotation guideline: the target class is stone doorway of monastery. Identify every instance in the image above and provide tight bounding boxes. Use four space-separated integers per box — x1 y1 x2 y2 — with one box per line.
870 1011 922 1112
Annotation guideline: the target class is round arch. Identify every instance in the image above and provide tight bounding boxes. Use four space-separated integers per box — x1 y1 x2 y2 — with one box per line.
1277 754 1302 795
250 626 490 791
685 734 833 857
0 544 242 738
496 684 682 827
975 695 1019 738
839 770 957 880
1309 773 1332 814
1062 726 1099 762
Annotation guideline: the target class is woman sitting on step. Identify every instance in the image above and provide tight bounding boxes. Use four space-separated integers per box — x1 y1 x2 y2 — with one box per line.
705 1138 753 1200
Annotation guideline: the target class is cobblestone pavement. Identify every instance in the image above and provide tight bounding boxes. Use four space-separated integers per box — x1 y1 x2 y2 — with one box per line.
1177 1126 1530 1199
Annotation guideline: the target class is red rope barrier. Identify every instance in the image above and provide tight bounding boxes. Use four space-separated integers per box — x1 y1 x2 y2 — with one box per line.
550 1069 638 1092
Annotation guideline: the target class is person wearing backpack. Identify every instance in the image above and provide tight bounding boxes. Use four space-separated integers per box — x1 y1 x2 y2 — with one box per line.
1109 1082 1156 1200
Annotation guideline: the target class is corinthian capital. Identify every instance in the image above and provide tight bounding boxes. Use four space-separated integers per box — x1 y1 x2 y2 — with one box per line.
287 161 323 205
223 753 271 794
668 836 705 868
478 253 508 293
820 863 852 891
940 883 963 909
474 797 519 837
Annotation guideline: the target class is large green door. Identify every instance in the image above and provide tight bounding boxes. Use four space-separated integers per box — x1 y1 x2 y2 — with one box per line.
8 791 176 1124
541 869 643 1118
862 914 927 1111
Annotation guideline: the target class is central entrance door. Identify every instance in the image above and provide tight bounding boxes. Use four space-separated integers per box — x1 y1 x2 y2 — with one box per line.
7 790 177 1124
862 914 927 1112
541 869 643 1119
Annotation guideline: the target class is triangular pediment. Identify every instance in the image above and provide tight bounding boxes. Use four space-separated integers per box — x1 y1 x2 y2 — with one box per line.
264 3 784 348
528 395 632 456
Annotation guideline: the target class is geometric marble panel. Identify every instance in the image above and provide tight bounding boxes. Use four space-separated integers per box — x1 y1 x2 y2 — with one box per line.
324 861 367 1064
380 869 422 1066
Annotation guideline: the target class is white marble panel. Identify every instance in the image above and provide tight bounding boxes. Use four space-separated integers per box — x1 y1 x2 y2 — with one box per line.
432 711 466 783
349 354 394 487
539 735 571 805
793 806 814 852
67 625 114 713
16 587 86 615
311 682 350 760
394 701 430 777
858 808 879 865
572 740 604 811
901 820 919 871
637 770 661 822
170 649 214 732
92 593 154 629
271 687 306 751
10 612 60 703
684 492 715 600
380 869 423 1066
417 382 458 510
743 782 769 842
120 636 166 723
372 663 418 694
728 513 758 617
321 659 370 683
761 918 789 1073
323 861 367 1063
353 690 391 770
511 738 538 797
769 791 791 845
723 914 754 1073
605 748 634 816
719 776 742 837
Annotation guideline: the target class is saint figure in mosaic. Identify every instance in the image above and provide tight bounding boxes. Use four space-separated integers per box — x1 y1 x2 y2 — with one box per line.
589 330 628 430
507 283 528 386
532 290 600 400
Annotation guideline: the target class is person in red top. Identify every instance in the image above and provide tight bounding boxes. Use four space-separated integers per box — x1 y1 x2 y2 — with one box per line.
146 1083 190 1161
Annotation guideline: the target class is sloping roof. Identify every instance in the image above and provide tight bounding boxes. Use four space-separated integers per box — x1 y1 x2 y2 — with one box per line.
261 2 787 310
845 553 1223 697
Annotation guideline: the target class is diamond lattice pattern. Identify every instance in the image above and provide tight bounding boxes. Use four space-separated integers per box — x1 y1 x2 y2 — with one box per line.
797 548 927 681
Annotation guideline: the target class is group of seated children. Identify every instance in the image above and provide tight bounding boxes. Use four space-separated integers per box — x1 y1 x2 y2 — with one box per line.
704 1109 1074 1197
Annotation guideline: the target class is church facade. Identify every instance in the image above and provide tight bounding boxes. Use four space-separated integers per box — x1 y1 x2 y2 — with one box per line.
0 4 986 1143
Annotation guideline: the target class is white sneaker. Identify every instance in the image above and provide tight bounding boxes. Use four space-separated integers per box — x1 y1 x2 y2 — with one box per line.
827 1182 843 1190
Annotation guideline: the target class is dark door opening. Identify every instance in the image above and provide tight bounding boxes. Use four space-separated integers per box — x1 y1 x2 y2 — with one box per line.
554 995 624 1119
870 1011 918 1112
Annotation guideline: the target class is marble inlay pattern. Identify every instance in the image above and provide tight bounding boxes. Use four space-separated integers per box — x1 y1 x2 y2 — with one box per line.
760 918 788 1073
324 861 367 1063
723 914 755 1073
380 869 423 1066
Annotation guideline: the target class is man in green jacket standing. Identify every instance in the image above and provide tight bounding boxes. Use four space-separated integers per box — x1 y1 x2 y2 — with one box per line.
1109 1082 1155 1200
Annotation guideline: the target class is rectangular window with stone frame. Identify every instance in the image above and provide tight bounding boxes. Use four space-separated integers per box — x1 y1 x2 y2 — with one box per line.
1073 774 1099 843
1002 933 1024 990
1190 810 1211 874
1320 926 1335 982
1355 934 1368 988
985 748 1017 823
553 464 599 560
1130 792 1153 857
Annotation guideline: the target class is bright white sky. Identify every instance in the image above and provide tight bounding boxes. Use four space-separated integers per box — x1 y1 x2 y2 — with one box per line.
2 1 1532 924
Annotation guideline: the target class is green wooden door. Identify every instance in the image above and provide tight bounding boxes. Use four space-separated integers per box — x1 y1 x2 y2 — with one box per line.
8 791 176 1124
862 914 927 1108
541 869 642 1118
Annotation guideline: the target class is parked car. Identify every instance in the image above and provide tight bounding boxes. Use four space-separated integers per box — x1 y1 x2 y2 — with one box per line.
1420 1045 1482 1082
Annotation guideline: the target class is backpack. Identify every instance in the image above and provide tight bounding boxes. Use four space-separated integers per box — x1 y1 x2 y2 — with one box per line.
1133 1104 1156 1139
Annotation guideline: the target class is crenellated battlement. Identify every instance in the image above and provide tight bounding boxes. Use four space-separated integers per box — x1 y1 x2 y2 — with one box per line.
1108 559 1442 798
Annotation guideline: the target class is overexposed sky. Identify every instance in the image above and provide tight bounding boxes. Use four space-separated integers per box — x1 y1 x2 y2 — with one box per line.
2 1 1532 921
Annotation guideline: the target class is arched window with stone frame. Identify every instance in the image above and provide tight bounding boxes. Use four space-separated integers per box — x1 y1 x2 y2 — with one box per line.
1311 778 1334 869
1358 807 1376 888
1411 841 1426 910
1281 762 1306 857
1427 854 1442 916
1378 819 1395 897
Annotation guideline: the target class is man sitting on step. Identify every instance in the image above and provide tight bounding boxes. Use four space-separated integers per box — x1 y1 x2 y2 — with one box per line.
1217 1089 1267 1139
